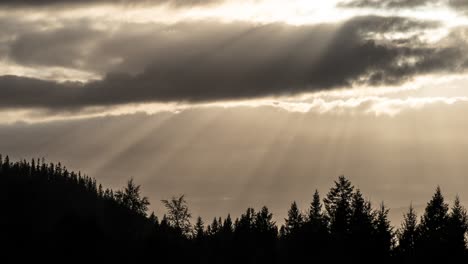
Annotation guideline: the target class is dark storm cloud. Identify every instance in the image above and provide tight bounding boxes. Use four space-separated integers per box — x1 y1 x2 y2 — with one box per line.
0 16 463 109
8 23 102 70
340 0 468 14
0 0 221 8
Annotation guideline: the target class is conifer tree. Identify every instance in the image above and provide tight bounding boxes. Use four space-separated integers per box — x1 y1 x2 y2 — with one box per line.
159 214 170 233
350 189 374 234
149 212 159 227
305 190 329 237
418 186 450 259
397 204 418 259
210 217 220 236
3 155 9 171
284 201 303 236
303 190 329 256
374 202 393 259
279 225 286 238
324 176 354 235
447 196 468 257
235 208 255 234
194 217 205 240
349 189 375 257
255 206 277 236
308 190 327 226
254 206 278 261
222 214 234 234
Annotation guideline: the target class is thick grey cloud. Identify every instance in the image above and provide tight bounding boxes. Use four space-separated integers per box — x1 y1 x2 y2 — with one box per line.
8 23 102 70
340 0 468 14
1 16 460 110
338 0 439 9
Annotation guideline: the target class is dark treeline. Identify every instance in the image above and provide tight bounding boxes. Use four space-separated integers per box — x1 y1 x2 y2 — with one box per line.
1 155 467 263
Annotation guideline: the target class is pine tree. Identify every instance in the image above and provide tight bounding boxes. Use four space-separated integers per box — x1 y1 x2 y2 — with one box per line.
324 176 354 235
255 206 278 237
349 189 375 257
159 214 170 233
3 155 10 172
279 225 287 238
284 201 303 236
218 217 222 230
209 217 220 236
194 216 205 240
418 186 450 259
302 190 329 257
447 196 468 257
235 208 255 234
374 202 393 259
222 214 234 234
149 212 159 227
308 190 326 226
36 158 40 172
397 205 418 260
30 158 35 176
254 206 278 261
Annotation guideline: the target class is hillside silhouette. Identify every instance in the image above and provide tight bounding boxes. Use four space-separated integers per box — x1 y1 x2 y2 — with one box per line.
1 154 467 263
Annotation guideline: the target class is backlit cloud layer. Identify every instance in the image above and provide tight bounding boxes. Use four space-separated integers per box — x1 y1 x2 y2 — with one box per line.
1 14 466 110
1 0 468 115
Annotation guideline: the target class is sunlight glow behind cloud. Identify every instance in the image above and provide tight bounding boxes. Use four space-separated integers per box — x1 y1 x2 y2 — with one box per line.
2 0 468 121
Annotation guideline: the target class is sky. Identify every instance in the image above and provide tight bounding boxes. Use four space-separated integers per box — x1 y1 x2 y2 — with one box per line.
2 0 468 224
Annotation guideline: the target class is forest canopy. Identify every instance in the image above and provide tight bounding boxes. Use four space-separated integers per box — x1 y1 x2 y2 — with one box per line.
1 154 467 263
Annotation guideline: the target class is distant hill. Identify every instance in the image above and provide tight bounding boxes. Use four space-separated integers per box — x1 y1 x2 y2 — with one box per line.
0 155 171 263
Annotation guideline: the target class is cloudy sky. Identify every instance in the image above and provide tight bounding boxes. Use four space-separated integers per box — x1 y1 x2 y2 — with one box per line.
2 0 468 223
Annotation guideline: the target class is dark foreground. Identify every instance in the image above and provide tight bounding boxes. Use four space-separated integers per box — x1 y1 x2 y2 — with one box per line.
1 154 466 263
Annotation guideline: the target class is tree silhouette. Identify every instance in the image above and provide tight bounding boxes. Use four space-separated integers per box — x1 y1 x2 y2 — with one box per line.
374 202 394 260
255 206 277 236
284 201 303 236
396 204 418 261
115 178 150 216
324 175 354 260
194 216 205 240
324 175 354 236
161 195 192 236
222 214 234 234
254 206 278 263
447 195 468 258
235 207 255 234
303 190 329 258
209 217 220 236
349 189 375 259
418 186 450 260
3 154 468 263
307 190 328 229
149 212 159 227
